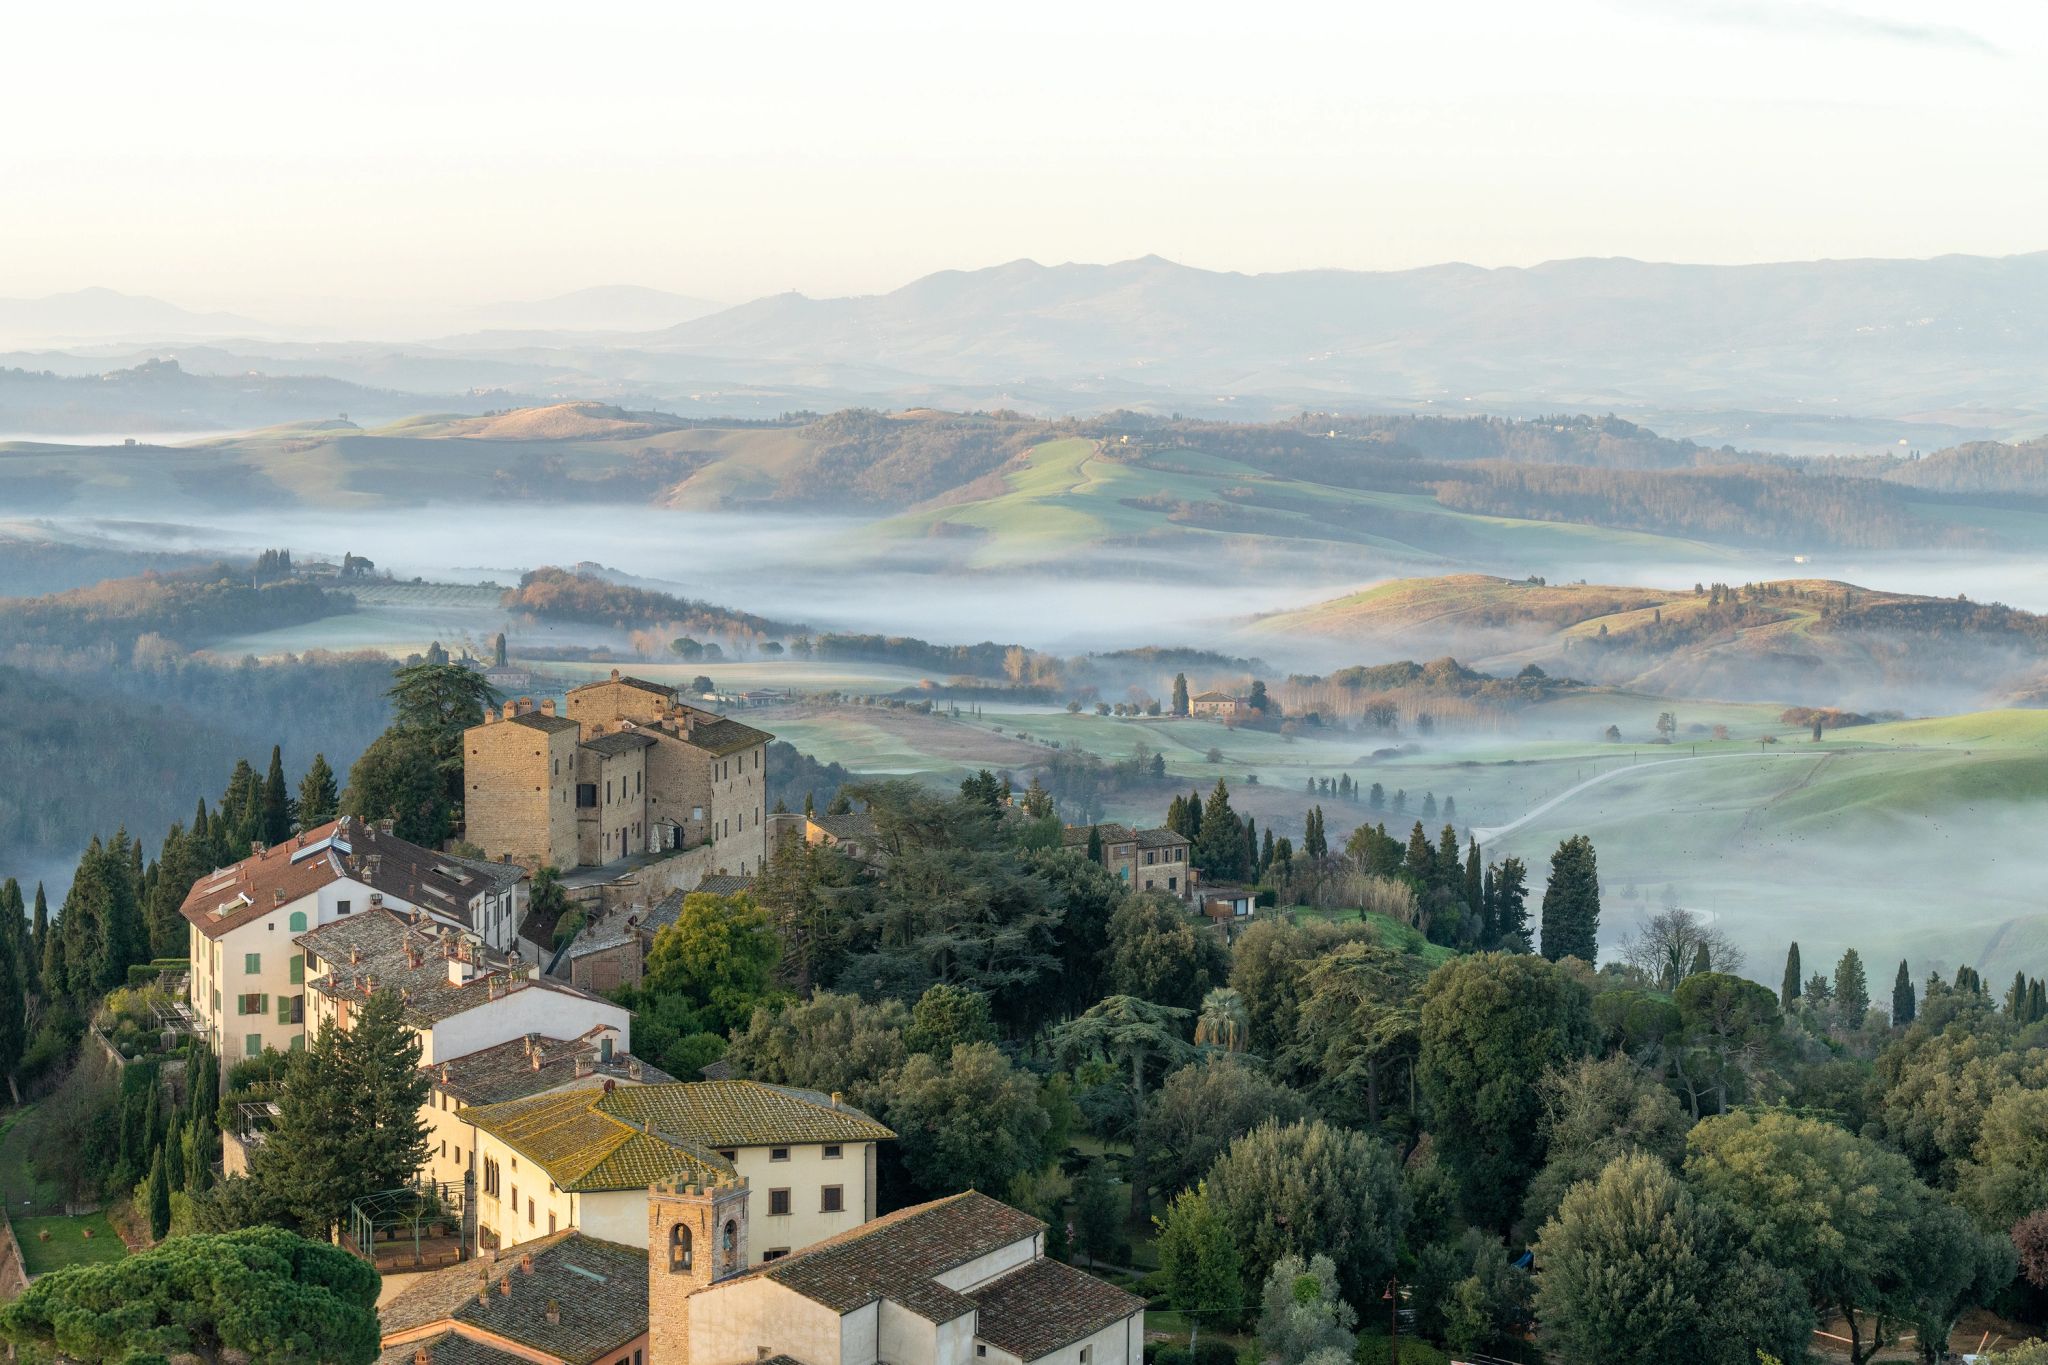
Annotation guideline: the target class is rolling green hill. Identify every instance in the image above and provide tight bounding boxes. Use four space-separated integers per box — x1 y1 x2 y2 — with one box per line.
1254 574 2048 710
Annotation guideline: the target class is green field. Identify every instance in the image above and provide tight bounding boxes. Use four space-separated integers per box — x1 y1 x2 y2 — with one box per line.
866 438 1747 572
758 694 2048 985
12 1214 126 1275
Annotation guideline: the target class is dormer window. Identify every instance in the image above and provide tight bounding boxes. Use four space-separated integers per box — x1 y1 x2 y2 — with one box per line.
669 1223 693 1273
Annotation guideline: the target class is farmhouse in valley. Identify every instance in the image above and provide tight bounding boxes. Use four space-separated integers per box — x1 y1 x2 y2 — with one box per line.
1187 690 1247 720
1060 823 1196 902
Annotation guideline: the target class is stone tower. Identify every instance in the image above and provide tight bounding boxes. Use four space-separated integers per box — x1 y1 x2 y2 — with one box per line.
647 1174 749 1365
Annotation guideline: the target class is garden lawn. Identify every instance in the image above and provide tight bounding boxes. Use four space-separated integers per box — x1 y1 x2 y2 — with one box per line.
14 1213 126 1275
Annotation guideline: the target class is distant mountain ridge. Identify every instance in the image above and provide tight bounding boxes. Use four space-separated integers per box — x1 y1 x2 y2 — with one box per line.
652 251 2048 415
0 287 276 344
462 284 722 335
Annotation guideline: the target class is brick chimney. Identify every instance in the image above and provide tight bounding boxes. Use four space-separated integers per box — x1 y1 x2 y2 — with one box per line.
540 698 557 717
502 700 518 720
520 1252 535 1275
498 1274 512 1298
545 1299 561 1325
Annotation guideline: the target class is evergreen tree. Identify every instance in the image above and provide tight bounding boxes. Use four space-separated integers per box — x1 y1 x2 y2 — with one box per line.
1436 825 1461 892
1405 822 1434 882
1303 807 1327 861
146 1145 172 1240
0 914 23 1089
262 745 294 845
1243 817 1259 880
1172 673 1190 717
1490 858 1531 951
493 631 508 667
1443 795 1456 823
1086 825 1104 864
1781 943 1802 1011
296 753 340 828
1368 782 1385 811
1463 839 1482 914
1193 780 1246 880
29 882 48 995
1892 959 1916 1026
1423 792 1438 822
1260 826 1275 874
1539 835 1601 963
1833 948 1869 1026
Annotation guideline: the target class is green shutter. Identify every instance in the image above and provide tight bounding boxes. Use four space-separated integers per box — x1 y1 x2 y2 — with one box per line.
278 994 290 1024
289 954 304 985
244 952 261 974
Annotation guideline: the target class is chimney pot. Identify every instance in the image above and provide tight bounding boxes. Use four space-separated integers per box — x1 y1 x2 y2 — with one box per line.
251 839 265 856
520 1252 535 1274
610 668 622 681
540 698 557 717
273 888 285 905
502 701 517 720
498 1275 512 1297
415 1349 434 1365
545 1298 561 1325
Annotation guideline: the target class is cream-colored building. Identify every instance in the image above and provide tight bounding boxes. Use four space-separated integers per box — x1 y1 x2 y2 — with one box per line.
459 1080 891 1262
373 1187 1141 1365
464 672 773 879
650 1186 1145 1365
296 907 632 1068
181 817 528 1062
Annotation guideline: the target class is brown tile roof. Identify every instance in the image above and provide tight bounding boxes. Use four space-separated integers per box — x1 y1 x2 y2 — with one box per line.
179 816 498 941
569 674 675 699
377 1331 528 1365
810 811 877 843
694 874 756 896
1133 827 1190 849
583 730 656 756
671 712 772 757
968 1255 1146 1360
505 711 581 734
460 1080 891 1194
432 1031 674 1107
747 1191 1043 1319
298 908 614 1028
1061 823 1134 848
379 1232 646 1365
1191 691 1240 703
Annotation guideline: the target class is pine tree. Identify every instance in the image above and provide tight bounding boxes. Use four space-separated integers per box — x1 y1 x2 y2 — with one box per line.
1422 792 1438 822
1892 959 1915 1026
1442 795 1456 823
1781 943 1802 1010
1404 822 1434 882
297 753 339 828
1368 782 1385 811
1833 948 1869 1026
1539 834 1601 963
1435 825 1461 892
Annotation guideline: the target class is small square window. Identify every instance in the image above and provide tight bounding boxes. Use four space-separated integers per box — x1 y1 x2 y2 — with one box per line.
976 1348 988 1359
763 1248 790 1262
821 1185 843 1213
770 1147 789 1162
1080 1350 1091 1365
769 1188 791 1217
822 1144 842 1160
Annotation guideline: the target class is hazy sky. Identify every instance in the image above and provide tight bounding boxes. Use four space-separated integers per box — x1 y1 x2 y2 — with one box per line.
5 0 2044 330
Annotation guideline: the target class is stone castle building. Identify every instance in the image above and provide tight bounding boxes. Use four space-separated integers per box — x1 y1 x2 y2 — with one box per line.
464 671 774 880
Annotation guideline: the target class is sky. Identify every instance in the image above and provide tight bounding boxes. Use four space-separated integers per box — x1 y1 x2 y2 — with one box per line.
3 0 2045 332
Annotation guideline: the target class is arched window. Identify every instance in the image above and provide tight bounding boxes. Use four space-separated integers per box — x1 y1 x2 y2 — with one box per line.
722 1219 738 1263
669 1223 693 1273
288 911 307 932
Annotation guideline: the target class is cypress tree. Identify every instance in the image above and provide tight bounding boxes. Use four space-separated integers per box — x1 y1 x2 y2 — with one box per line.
1242 817 1258 879
1781 943 1802 1010
1085 825 1103 864
1405 822 1434 881
296 753 339 828
1892 959 1916 1026
1539 834 1601 963
146 1145 172 1240
1368 782 1385 811
2008 971 2029 1018
1184 789 1202 840
1491 857 1530 951
0 921 23 1090
1834 948 1869 1025
1260 827 1275 873
1171 673 1190 717
1690 942 1711 977
1435 824 1461 892
1463 839 1482 915
29 882 48 994
262 746 294 844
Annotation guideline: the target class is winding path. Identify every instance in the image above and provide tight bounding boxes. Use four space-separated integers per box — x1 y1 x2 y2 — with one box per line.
1470 748 1819 845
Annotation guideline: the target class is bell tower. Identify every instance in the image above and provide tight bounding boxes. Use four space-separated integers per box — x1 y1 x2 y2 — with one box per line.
647 1175 750 1365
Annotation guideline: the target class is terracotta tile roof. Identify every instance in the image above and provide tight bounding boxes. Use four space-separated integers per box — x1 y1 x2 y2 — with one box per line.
297 908 613 1028
459 1087 733 1193
968 1255 1146 1360
747 1191 1043 1319
432 1031 673 1107
1191 691 1240 703
377 1331 528 1365
179 816 497 941
379 1232 646 1365
460 1080 891 1194
694 874 756 896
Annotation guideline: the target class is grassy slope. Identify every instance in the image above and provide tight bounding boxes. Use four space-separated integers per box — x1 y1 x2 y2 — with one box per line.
13 1214 126 1274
